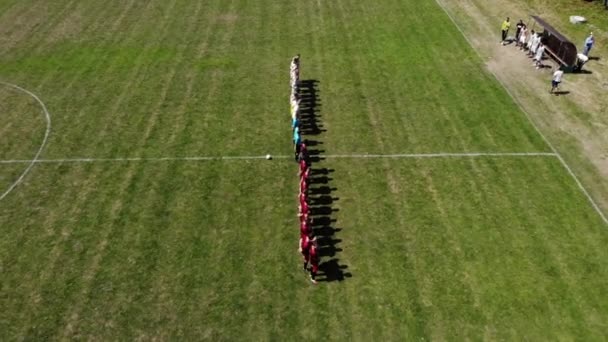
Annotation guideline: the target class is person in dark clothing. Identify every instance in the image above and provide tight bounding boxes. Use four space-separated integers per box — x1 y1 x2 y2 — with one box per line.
297 143 309 164
515 19 524 41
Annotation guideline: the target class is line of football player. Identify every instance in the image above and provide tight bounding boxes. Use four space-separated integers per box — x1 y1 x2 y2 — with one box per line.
290 55 319 284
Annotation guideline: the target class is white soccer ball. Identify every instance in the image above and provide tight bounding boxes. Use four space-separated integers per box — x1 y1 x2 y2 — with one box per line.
266 154 272 160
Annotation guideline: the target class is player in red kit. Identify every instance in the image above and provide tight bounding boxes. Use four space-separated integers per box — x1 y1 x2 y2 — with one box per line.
299 159 308 178
300 214 312 238
300 166 310 183
299 234 310 271
298 192 309 218
308 237 319 284
299 177 308 195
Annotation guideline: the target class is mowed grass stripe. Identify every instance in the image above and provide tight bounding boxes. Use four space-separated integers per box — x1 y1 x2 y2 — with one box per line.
33 0 144 148
72 2 233 336
308 0 548 155
0 0 180 336
1 0 607 340
55 0 222 337
0 0 122 102
0 164 121 339
2 0 548 158
455 157 602 339
58 0 204 338
156 0 225 158
1 146 607 337
241 0 310 338
0 0 138 170
10 0 175 289
337 158 607 339
325 3 416 331
0 164 30 198
0 0 72 56
56 0 242 337
142 0 239 159
16 162 295 339
51 0 228 159
0 0 117 161
0 86 45 160
69 160 187 338
5 3 179 333
69 0 183 159
49 0 181 158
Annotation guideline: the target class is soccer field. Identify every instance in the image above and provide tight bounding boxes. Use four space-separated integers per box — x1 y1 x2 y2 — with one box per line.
1 0 607 340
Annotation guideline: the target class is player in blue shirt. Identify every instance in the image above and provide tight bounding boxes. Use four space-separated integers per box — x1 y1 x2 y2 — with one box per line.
293 127 302 161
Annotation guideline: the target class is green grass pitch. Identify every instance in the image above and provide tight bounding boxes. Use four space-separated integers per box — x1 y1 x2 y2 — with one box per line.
0 0 607 340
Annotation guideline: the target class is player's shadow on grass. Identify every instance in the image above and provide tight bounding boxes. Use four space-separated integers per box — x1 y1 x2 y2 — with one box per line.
300 79 351 282
299 80 326 163
552 90 570 96
298 80 326 137
310 196 349 283
309 186 337 195
310 176 332 184
319 259 351 282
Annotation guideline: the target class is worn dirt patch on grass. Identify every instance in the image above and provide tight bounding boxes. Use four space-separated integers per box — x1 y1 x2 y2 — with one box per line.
217 13 238 24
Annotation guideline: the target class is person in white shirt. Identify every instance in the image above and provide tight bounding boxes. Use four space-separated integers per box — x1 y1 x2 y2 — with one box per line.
550 67 564 94
527 30 537 55
533 44 545 69
290 54 300 72
291 77 299 94
529 33 541 57
518 26 528 50
290 92 299 107
291 99 300 119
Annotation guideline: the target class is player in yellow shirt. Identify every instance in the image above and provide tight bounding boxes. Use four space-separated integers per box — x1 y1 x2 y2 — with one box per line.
501 17 510 45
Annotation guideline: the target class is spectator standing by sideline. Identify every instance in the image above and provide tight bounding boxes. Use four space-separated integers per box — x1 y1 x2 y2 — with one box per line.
582 32 595 56
501 17 511 45
529 33 542 57
517 25 527 49
534 44 545 69
515 19 524 42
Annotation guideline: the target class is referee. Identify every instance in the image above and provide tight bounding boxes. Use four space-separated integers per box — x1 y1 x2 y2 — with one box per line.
501 17 511 45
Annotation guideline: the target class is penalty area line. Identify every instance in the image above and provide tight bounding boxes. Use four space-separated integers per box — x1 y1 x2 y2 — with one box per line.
0 152 557 164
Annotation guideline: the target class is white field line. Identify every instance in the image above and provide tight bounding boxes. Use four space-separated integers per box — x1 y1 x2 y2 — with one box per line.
323 152 556 159
0 152 556 164
434 0 608 226
0 155 288 164
0 81 51 201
